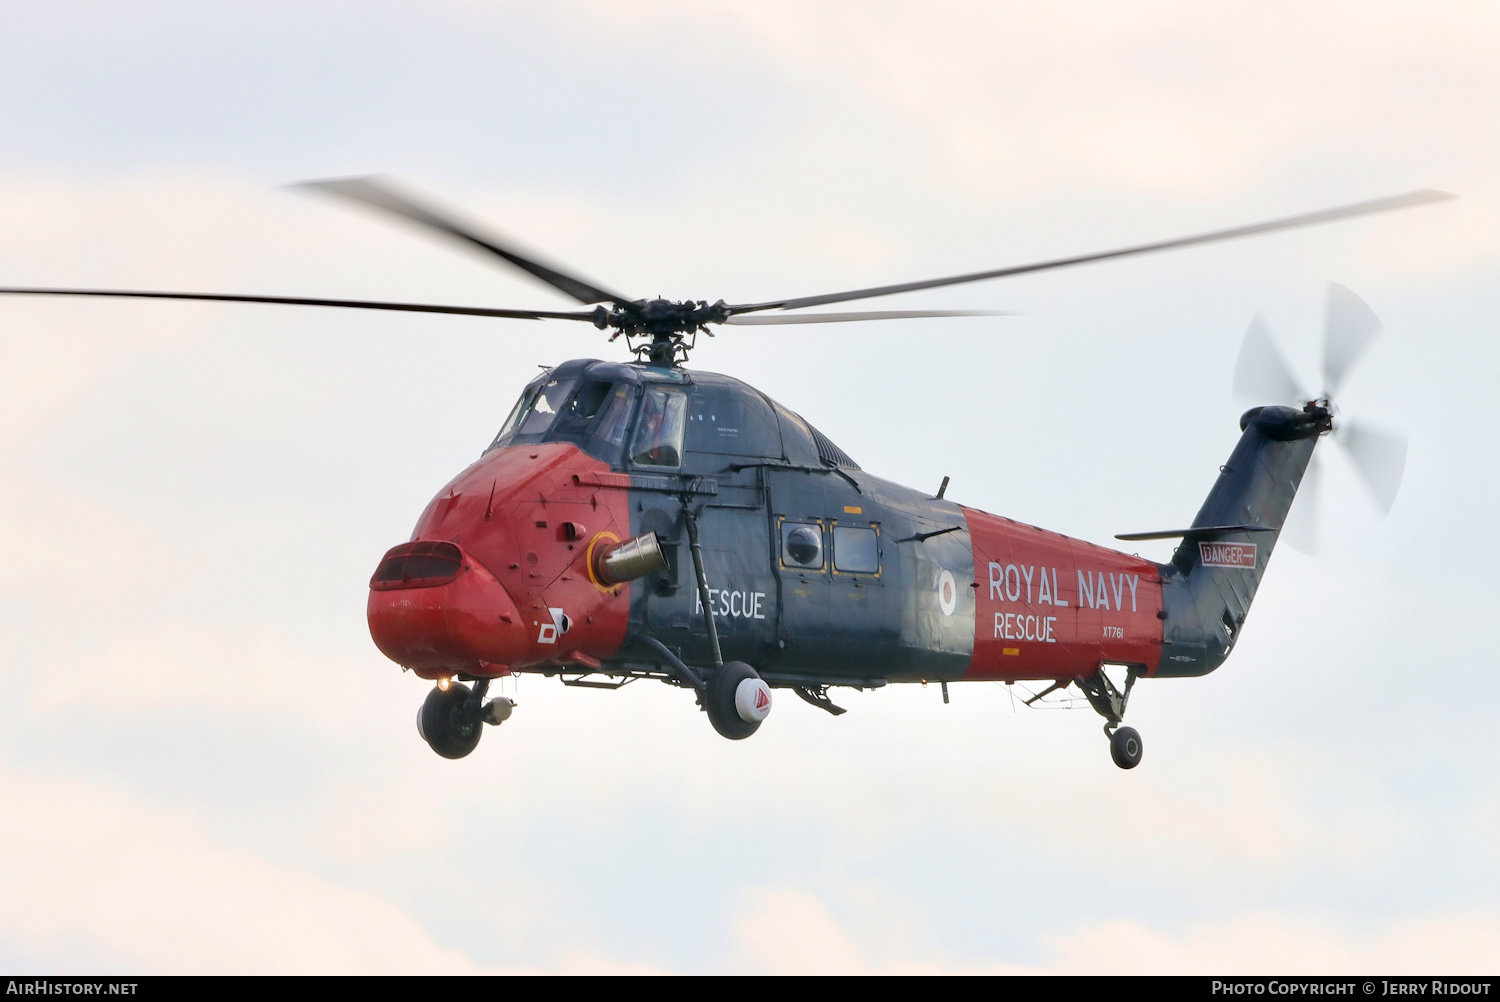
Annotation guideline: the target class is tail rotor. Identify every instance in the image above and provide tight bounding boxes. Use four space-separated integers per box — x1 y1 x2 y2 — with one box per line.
1233 313 1307 405
1322 281 1383 397
1336 418 1407 517
1231 283 1408 551
1280 452 1323 555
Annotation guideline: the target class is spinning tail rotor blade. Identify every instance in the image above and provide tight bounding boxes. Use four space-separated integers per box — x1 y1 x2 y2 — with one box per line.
1282 452 1322 555
1233 314 1306 405
1337 419 1407 517
1323 282 1383 396
294 176 630 305
723 309 1004 325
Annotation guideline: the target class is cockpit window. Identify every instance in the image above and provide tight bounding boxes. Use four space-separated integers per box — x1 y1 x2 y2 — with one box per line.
492 385 537 447
486 373 642 461
515 377 578 436
489 376 577 449
591 384 635 447
631 387 687 468
552 380 613 437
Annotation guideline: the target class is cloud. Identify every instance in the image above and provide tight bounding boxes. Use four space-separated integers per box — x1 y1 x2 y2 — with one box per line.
0 760 486 974
727 885 1039 974
0 757 683 974
704 1 1500 197
729 886 873 975
725 885 1500 974
1045 912 1500 975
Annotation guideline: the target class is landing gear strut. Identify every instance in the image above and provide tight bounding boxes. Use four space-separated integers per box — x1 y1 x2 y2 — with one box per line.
416 679 515 759
679 503 772 740
1078 666 1144 770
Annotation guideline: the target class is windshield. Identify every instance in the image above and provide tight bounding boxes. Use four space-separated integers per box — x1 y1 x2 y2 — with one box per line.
551 380 614 437
488 376 642 460
490 376 577 450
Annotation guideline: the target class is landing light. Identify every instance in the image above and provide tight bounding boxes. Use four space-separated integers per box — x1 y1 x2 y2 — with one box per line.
437 677 451 691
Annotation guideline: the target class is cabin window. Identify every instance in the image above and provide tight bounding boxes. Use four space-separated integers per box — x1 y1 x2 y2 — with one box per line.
833 526 879 573
781 522 823 569
631 387 687 468
685 386 781 457
772 402 821 466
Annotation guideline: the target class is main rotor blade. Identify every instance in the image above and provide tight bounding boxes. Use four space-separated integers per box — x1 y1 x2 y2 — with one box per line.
723 309 1004 325
730 190 1454 314
293 176 630 305
0 287 597 321
1337 419 1407 517
1323 281 1383 396
1233 314 1306 405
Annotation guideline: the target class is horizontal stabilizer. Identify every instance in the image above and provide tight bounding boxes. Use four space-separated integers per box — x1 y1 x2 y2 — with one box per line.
1115 524 1275 542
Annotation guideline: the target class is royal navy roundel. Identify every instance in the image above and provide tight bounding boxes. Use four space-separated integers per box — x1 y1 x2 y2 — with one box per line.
938 569 957 616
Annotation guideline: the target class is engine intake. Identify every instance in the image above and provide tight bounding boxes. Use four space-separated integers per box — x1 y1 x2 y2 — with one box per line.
592 532 667 586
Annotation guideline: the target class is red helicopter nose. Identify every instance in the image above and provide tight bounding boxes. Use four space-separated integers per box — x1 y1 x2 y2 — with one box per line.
366 541 529 678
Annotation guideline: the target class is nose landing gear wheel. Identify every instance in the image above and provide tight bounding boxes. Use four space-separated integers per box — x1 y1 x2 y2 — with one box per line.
705 661 771 740
1109 725 1143 770
418 683 484 759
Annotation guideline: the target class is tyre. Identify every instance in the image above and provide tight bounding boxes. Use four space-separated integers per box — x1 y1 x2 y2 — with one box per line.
419 683 484 759
705 661 771 740
1110 725 1143 770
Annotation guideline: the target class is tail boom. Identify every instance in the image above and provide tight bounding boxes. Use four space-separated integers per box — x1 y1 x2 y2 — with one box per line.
1155 404 1327 677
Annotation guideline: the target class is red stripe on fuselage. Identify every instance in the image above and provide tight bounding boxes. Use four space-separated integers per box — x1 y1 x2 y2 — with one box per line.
961 507 1162 681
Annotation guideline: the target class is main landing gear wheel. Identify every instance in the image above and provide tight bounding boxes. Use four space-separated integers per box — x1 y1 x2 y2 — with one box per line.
1110 725 1143 770
705 661 772 740
418 683 483 759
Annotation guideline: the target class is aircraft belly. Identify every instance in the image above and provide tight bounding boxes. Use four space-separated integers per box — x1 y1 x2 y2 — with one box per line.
962 507 1163 681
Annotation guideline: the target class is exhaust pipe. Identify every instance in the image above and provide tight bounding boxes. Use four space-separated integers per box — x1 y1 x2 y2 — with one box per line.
592 532 667 586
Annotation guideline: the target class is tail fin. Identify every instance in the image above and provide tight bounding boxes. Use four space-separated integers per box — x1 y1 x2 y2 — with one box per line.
1156 404 1328 677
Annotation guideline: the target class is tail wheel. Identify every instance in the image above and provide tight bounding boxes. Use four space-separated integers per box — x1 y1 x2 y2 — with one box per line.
1110 725 1143 770
418 683 484 759
705 661 771 740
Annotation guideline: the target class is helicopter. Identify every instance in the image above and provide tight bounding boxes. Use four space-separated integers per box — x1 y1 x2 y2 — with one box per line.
0 178 1450 768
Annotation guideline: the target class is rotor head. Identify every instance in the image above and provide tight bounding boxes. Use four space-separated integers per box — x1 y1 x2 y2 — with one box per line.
591 298 731 365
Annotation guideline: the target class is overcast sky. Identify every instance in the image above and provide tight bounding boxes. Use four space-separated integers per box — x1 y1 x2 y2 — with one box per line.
0 0 1496 974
